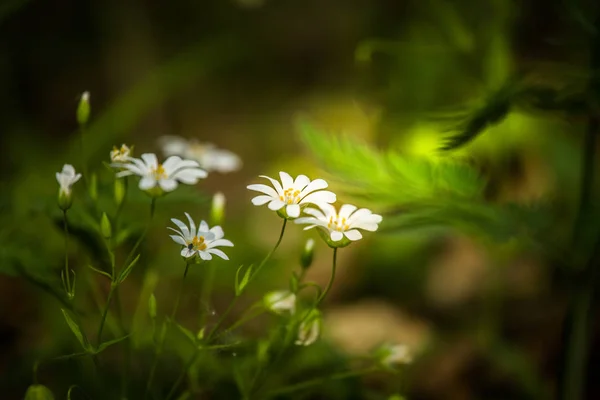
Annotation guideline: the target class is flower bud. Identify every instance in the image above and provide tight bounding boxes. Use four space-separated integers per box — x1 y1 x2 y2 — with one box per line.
100 212 112 239
300 238 315 269
89 173 98 201
295 309 321 346
24 384 55 400
77 91 90 126
148 293 157 319
210 192 226 225
57 189 73 211
264 290 296 315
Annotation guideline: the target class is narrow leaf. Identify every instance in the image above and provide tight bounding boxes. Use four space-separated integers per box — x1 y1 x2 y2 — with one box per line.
61 309 88 351
118 253 141 283
96 334 130 353
235 264 253 296
173 320 197 345
88 265 112 280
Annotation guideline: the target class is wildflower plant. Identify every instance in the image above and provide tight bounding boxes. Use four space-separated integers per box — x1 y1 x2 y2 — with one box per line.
18 96 408 400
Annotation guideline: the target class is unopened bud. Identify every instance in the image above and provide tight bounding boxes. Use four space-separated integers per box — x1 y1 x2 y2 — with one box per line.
100 213 112 239
24 384 55 400
148 293 157 319
57 189 72 211
89 173 98 201
210 192 226 225
77 91 90 126
300 238 315 269
114 178 125 206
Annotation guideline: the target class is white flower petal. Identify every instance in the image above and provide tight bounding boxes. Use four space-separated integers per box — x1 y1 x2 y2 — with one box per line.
302 208 326 220
268 199 286 211
286 204 301 218
293 175 310 190
207 239 234 248
162 155 183 172
181 248 196 258
251 195 273 206
259 175 284 195
351 222 380 232
279 171 294 189
299 178 328 198
344 229 363 241
247 184 279 198
208 225 223 239
199 251 213 260
330 231 344 242
139 177 156 190
339 204 358 220
184 213 196 236
173 168 207 184
300 190 336 206
141 153 158 169
206 248 229 260
170 235 187 245
170 218 191 239
159 178 178 192
294 217 318 225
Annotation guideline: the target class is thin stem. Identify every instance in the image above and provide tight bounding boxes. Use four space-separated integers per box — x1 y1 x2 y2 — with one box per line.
96 284 116 346
199 262 216 328
316 248 338 305
264 367 378 398
145 262 190 399
63 211 71 294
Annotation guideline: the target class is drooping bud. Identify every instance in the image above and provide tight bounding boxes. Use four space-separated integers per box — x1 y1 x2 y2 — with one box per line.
295 309 321 346
100 212 112 239
77 91 90 126
56 164 82 211
264 290 296 315
300 238 315 270
210 192 226 225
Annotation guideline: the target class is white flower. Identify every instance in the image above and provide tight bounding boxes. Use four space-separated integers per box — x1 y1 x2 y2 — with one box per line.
264 290 296 315
247 172 336 219
295 203 382 247
113 153 207 195
56 164 82 197
168 212 234 261
158 135 242 173
295 309 322 346
379 343 413 367
110 144 132 163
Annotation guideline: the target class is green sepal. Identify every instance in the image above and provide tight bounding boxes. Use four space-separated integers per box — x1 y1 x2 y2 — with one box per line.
61 309 90 352
118 253 141 283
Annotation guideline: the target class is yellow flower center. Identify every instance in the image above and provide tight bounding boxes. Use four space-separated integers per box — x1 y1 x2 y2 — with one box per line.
191 236 207 251
152 164 167 180
279 188 301 205
327 215 350 232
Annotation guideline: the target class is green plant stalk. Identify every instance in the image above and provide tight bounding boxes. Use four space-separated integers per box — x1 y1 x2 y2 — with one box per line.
63 211 71 295
264 367 378 398
207 219 287 340
96 283 117 346
145 262 190 399
199 261 216 327
315 247 338 305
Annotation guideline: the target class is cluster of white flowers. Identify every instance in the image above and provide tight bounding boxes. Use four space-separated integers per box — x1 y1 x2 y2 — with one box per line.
248 171 382 248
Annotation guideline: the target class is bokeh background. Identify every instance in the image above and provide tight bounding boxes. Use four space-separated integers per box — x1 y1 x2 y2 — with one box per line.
1 0 600 399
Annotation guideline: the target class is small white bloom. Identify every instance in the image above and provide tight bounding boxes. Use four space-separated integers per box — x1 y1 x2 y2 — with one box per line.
158 135 242 173
295 309 322 346
110 144 132 163
168 212 234 261
379 343 413 367
295 203 382 247
56 164 82 197
264 290 296 315
247 171 336 219
113 153 207 195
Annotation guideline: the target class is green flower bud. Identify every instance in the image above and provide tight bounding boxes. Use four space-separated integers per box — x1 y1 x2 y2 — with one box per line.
76 91 90 126
114 178 125 206
300 238 315 269
100 213 112 239
57 189 73 211
89 173 98 201
148 293 157 319
210 192 226 225
24 384 55 400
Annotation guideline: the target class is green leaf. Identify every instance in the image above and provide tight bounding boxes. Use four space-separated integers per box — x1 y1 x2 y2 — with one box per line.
235 264 253 296
88 265 112 280
24 384 55 400
61 309 89 352
95 335 130 354
118 253 141 283
173 320 197 345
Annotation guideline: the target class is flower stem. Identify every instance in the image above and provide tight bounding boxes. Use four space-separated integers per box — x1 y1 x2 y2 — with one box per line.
316 247 338 305
145 262 190 399
63 211 71 294
96 283 116 346
264 367 378 398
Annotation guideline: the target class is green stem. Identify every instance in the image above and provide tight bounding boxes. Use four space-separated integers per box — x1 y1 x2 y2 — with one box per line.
97 283 116 346
63 211 71 294
199 261 216 327
316 248 338 305
264 367 378 398
249 219 287 283
145 263 190 399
